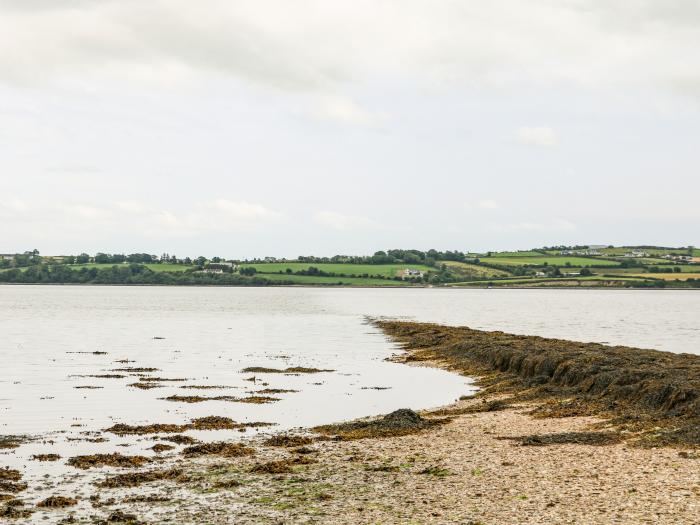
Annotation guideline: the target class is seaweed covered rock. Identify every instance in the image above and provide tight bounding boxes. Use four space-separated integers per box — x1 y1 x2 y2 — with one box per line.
376 320 700 446
314 409 446 440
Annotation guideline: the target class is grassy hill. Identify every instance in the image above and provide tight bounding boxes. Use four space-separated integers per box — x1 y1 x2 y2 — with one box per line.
479 256 620 267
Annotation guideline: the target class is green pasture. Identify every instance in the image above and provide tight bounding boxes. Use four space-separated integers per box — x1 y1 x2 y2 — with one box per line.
442 261 512 278
451 275 650 287
256 273 409 286
68 263 193 272
239 262 433 278
480 256 620 267
483 250 545 257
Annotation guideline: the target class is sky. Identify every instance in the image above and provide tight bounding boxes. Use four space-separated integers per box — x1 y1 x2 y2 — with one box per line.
1 0 699 258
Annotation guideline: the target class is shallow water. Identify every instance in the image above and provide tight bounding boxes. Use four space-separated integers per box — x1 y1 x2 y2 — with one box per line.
1 286 698 494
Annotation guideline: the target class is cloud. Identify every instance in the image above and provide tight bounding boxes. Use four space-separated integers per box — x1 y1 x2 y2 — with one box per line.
1 1 700 98
477 199 500 210
492 219 576 233
0 197 30 213
314 211 378 231
311 95 386 127
59 204 112 219
516 126 559 147
0 198 281 238
136 199 282 236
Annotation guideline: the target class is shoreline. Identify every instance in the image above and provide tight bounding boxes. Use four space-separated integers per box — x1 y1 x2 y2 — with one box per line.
0 281 697 291
3 322 699 523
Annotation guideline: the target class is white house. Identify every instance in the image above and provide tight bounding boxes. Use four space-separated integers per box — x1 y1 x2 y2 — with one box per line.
403 268 424 278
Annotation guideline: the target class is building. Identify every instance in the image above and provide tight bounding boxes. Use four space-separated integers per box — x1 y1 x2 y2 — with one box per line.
663 254 693 262
559 248 601 256
403 268 424 278
201 262 236 274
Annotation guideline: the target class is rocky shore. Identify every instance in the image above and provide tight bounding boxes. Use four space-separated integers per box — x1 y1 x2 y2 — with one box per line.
2 321 699 524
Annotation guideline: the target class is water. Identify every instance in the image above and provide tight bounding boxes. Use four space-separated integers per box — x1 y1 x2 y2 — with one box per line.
0 286 698 498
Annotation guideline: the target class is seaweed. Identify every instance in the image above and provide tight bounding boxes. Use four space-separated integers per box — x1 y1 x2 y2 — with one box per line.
263 435 313 448
251 388 298 394
161 435 198 445
212 479 241 489
314 409 448 440
0 481 27 494
150 444 174 453
67 453 151 469
96 468 185 488
0 436 28 450
98 510 144 524
376 320 700 446
182 442 255 458
31 454 61 462
506 431 623 446
36 496 78 508
0 469 21 482
111 367 160 373
241 366 334 374
162 395 280 404
106 423 186 435
250 460 294 474
0 502 33 519
128 382 163 390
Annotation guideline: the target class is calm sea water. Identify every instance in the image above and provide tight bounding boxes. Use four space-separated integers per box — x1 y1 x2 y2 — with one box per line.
1 286 698 477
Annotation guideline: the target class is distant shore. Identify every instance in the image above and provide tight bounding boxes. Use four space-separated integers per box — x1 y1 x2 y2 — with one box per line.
1 282 697 290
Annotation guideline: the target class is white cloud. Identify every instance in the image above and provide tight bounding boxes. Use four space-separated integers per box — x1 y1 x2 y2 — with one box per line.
311 95 386 127
0 197 30 213
0 198 281 238
59 204 112 219
140 199 282 236
1 1 700 97
492 219 576 233
314 211 378 231
516 126 559 147
477 199 500 210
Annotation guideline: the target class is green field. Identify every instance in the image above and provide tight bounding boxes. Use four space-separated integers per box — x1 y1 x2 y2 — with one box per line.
627 273 700 281
485 250 545 257
69 263 193 272
480 256 620 267
256 273 409 286
239 262 433 278
451 275 650 287
605 264 700 275
443 261 511 278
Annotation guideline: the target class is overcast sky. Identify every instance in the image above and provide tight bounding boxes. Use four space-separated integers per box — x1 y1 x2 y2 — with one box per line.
1 1 698 258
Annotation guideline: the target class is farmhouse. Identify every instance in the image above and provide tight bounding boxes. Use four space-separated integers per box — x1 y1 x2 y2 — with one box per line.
663 254 693 262
403 268 424 278
200 262 236 274
624 250 648 258
559 248 601 256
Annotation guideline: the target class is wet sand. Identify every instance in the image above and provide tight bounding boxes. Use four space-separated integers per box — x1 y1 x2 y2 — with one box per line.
3 321 699 523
